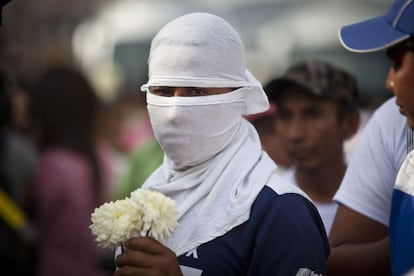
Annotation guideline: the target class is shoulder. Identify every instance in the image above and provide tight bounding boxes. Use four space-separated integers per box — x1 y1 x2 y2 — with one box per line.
38 149 87 169
35 149 95 205
249 185 329 274
251 177 326 239
36 148 90 182
372 97 399 119
178 185 328 276
370 97 406 134
265 173 309 199
252 179 319 224
347 96 408 161
334 98 406 225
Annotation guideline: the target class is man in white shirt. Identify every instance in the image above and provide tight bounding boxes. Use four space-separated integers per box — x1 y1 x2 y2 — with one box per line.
266 60 360 235
329 0 414 274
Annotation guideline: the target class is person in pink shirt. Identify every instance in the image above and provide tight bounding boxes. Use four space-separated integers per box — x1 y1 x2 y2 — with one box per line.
30 67 112 276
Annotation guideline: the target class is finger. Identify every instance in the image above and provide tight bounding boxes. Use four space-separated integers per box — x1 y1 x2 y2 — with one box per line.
116 240 181 275
116 250 152 268
124 237 168 255
114 265 155 276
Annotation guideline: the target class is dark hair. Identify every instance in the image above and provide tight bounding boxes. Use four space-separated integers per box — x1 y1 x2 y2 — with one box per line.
0 0 11 26
0 68 10 190
265 60 360 122
268 81 357 123
402 37 414 52
30 67 102 202
0 68 10 127
265 76 359 123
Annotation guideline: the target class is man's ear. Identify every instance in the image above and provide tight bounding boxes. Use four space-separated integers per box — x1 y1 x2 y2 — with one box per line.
341 110 360 141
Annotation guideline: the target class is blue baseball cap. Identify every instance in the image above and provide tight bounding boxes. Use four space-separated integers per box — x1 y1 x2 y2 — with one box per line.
339 0 414 53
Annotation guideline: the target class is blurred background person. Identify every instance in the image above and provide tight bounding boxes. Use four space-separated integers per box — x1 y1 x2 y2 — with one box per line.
0 67 36 276
268 60 360 235
5 75 37 212
0 1 38 274
29 67 115 276
245 101 292 174
101 90 163 200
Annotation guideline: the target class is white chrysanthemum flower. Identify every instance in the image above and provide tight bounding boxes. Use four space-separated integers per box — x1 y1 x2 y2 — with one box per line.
130 189 179 241
90 189 178 249
90 199 141 249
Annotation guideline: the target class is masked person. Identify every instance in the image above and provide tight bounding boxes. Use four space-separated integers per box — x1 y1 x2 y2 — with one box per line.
114 12 329 276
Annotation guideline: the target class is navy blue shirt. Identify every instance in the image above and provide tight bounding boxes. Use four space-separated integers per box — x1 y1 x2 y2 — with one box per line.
178 186 329 275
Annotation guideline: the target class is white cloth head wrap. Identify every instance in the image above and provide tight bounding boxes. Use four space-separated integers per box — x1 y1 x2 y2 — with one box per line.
141 12 269 115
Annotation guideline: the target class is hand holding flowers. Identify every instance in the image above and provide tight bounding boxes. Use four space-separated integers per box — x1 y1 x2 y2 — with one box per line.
90 189 178 250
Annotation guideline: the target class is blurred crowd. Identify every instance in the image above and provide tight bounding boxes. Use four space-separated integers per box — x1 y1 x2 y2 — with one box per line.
1 0 410 275
0 64 164 275
0 53 383 276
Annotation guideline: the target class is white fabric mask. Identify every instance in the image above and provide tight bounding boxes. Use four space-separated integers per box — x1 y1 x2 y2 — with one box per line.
141 12 269 116
147 89 245 170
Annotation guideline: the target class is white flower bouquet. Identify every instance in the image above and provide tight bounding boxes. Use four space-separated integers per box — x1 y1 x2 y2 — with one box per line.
90 189 179 249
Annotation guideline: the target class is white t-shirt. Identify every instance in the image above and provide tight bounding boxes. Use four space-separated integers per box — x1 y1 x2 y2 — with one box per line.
281 169 338 235
334 97 413 226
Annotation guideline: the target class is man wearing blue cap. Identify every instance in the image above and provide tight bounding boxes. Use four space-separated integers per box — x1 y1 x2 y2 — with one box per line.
329 0 414 275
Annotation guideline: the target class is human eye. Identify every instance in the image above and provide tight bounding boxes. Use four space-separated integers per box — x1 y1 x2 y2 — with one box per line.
392 61 401 72
277 110 291 121
387 46 405 72
149 87 174 97
304 107 321 118
191 88 208 96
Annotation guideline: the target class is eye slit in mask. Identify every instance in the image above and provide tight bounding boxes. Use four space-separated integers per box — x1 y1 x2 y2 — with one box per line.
148 86 237 98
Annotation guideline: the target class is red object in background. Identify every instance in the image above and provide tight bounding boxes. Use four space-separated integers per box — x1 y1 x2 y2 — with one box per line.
244 102 276 122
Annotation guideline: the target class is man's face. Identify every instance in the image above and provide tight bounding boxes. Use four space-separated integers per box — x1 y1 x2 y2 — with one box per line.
387 45 414 129
253 116 292 168
276 90 346 170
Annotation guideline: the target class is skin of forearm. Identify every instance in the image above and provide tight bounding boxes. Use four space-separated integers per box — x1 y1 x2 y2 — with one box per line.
327 237 391 276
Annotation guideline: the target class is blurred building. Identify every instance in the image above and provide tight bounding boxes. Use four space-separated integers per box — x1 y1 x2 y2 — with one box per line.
0 0 392 106
0 0 109 80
